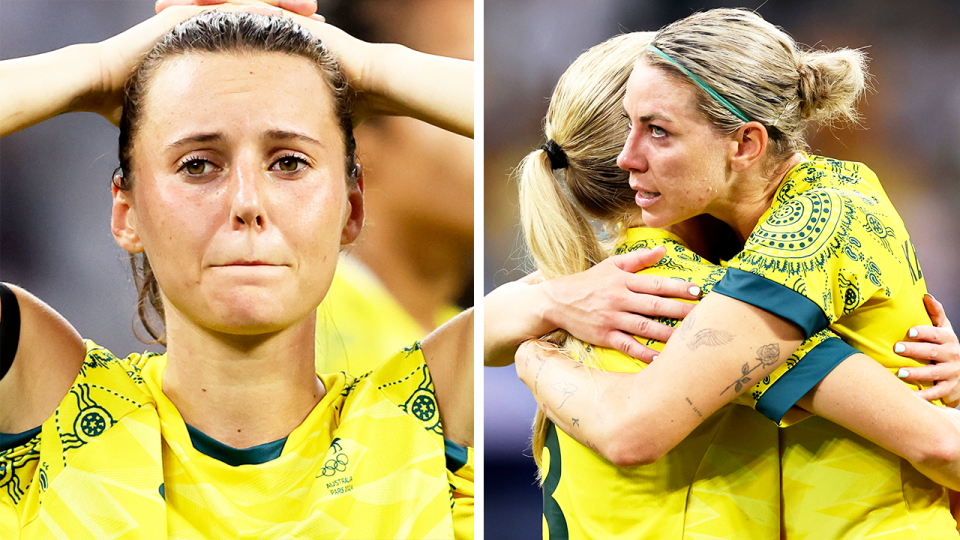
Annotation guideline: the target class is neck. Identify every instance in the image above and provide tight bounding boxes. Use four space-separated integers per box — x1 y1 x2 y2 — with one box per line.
351 221 471 331
713 152 805 244
161 307 324 449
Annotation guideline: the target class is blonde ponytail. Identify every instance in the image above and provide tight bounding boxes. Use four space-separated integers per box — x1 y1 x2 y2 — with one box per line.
515 32 655 473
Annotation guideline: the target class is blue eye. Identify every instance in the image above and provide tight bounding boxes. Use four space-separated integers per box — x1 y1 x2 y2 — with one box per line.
650 125 667 138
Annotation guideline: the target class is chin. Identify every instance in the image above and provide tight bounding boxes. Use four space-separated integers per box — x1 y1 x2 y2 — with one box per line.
205 289 312 333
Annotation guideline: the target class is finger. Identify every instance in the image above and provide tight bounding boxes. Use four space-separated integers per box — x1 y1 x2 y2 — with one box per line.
158 0 318 17
914 383 955 402
611 315 676 344
606 332 659 362
897 363 960 382
625 273 700 300
924 293 953 331
624 295 695 320
903 325 952 345
894 341 958 362
608 246 666 274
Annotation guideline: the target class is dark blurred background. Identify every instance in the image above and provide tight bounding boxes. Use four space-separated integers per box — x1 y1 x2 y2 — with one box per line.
484 1 960 538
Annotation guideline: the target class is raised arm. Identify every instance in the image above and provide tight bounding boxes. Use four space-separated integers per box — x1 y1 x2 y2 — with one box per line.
0 284 85 434
0 5 226 136
420 308 474 447
156 0 474 137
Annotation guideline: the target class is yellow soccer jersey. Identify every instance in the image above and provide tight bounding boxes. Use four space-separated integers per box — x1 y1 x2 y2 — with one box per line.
315 256 459 375
713 155 955 537
0 341 462 540
541 228 850 540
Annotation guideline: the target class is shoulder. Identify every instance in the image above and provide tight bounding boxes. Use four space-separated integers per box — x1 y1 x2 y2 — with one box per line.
365 343 443 438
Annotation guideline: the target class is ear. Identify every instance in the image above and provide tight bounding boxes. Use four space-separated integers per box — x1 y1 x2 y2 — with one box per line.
340 167 365 245
111 179 144 253
729 121 769 173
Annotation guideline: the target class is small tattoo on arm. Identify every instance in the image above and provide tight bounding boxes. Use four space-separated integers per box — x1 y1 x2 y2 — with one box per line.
533 359 548 397
686 328 735 350
572 418 580 427
685 397 703 418
679 311 696 339
720 343 781 395
551 382 578 408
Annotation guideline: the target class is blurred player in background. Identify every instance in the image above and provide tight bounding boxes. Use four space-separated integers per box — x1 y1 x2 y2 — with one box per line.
315 0 474 374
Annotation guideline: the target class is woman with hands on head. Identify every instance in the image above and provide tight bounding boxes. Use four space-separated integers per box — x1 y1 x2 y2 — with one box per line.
0 3 472 539
485 23 960 538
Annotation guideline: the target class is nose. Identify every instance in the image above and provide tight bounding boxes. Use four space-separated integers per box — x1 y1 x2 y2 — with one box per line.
230 158 266 231
617 128 647 174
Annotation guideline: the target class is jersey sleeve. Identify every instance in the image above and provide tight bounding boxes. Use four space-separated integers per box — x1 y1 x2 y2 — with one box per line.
445 441 474 540
714 160 904 339
733 329 858 427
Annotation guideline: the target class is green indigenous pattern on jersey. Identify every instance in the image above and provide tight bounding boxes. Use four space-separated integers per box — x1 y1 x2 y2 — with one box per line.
0 341 460 539
542 227 848 540
714 156 955 538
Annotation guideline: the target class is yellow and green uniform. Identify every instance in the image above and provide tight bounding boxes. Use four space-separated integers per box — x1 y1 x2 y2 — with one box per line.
714 155 956 537
0 340 464 540
314 257 473 538
315 256 459 375
541 227 849 540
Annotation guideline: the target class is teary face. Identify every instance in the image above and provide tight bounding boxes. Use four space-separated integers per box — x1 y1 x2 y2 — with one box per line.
617 60 732 229
112 51 363 336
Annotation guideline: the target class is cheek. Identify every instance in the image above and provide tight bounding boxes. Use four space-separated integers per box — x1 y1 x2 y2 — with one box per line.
135 181 224 264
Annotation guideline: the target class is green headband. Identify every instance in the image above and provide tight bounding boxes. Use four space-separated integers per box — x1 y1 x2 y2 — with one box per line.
648 45 752 123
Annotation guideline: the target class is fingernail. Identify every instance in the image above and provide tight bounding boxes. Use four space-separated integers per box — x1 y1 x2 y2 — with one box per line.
897 368 909 379
267 6 283 11
925 293 938 302
908 328 918 338
894 343 906 353
652 355 659 361
688 286 701 297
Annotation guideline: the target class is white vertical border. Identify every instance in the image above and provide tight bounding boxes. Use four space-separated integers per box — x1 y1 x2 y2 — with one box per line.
473 0 485 537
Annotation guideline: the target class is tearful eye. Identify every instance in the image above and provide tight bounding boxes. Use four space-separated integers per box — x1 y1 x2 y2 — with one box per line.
277 157 301 172
182 159 212 175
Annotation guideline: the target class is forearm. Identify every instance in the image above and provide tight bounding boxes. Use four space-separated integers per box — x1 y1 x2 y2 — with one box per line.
0 44 99 137
518 292 805 466
361 44 473 138
518 343 638 462
483 281 556 367
798 352 960 490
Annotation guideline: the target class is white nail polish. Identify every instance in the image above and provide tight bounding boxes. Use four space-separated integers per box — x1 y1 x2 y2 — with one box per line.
908 328 918 338
652 355 659 361
688 286 701 296
897 368 909 378
894 343 906 353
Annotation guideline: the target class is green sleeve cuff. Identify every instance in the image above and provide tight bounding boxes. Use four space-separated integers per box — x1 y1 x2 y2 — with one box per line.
444 438 469 472
713 268 829 338
755 337 858 424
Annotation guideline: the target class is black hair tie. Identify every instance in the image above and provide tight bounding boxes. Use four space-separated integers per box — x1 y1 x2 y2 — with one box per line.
541 140 569 170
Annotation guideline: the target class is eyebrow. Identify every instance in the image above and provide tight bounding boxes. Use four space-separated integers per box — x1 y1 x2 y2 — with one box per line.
164 133 224 153
263 130 325 148
163 130 326 153
638 112 675 124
